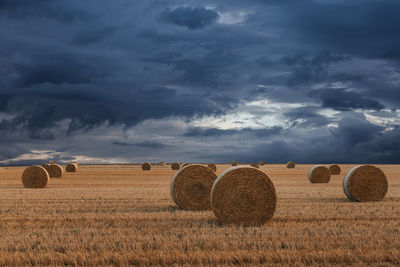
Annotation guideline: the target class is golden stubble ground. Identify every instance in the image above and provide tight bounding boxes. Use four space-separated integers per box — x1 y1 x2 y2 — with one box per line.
0 164 399 266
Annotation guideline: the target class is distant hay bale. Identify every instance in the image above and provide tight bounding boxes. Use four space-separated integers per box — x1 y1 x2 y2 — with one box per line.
250 163 259 169
207 163 217 172
21 166 49 188
48 164 63 178
50 160 56 165
66 163 78 173
170 164 217 210
171 162 180 170
308 165 331 183
160 162 166 166
142 162 151 171
231 161 238 166
329 164 341 175
182 163 190 168
343 165 388 202
42 164 51 172
259 160 265 166
287 161 295 168
72 161 79 166
211 166 277 226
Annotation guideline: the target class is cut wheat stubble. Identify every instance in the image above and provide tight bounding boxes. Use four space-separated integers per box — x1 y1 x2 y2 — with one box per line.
329 164 341 175
170 164 217 210
308 165 331 183
343 165 388 202
48 164 63 178
21 166 49 188
211 166 277 226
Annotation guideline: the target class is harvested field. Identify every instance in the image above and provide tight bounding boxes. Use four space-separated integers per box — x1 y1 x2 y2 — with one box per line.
0 164 399 266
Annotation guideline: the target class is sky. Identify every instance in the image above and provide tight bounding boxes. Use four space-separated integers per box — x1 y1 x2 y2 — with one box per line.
0 0 400 165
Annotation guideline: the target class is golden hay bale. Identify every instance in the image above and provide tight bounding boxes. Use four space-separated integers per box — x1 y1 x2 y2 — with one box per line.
171 162 180 170
72 161 79 166
308 165 331 183
181 163 190 168
287 161 295 168
50 160 56 165
48 164 63 178
231 161 238 166
250 163 259 169
207 163 217 172
42 164 51 172
259 160 265 165
160 162 166 166
170 164 217 210
329 164 341 175
142 162 151 171
343 165 388 202
211 166 277 226
66 163 78 173
21 166 49 188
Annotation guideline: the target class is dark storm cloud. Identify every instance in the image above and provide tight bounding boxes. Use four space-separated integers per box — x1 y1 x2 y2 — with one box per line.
183 126 282 137
112 141 168 149
159 6 219 29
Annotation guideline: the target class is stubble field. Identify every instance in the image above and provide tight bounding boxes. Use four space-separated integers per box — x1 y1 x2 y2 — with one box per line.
0 164 399 266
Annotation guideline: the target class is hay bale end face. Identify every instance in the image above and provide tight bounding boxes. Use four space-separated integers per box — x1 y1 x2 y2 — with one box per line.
250 163 259 169
343 165 388 202
259 160 265 166
231 161 238 166
170 164 217 210
207 163 217 172
22 166 49 188
48 164 63 178
66 163 78 173
142 162 151 171
287 161 295 168
171 162 180 170
329 164 341 175
211 166 277 226
42 164 51 172
308 165 331 183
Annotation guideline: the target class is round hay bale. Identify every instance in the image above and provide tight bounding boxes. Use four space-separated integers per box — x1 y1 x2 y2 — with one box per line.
42 164 51 172
142 162 151 171
48 164 63 178
259 160 265 166
343 165 388 202
287 161 295 168
329 164 341 175
181 163 190 168
231 161 238 166
207 163 217 172
21 166 49 188
66 163 78 173
308 165 331 183
250 163 259 169
171 162 180 170
50 160 56 165
211 166 277 226
170 164 217 210
160 162 166 166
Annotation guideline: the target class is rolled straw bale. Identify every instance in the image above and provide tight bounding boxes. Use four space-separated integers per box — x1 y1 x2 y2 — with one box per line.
48 164 63 178
50 160 56 165
42 164 51 172
207 163 217 172
171 162 180 170
142 162 151 171
160 162 166 166
343 165 388 202
66 163 78 173
329 164 341 175
308 165 331 183
170 164 217 210
182 163 190 168
259 160 265 166
250 163 260 169
21 166 49 188
211 166 277 226
287 161 295 168
231 161 238 166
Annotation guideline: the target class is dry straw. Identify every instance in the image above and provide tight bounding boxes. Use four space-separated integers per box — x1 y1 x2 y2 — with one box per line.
259 160 265 166
66 163 78 173
343 165 388 202
170 164 217 210
21 166 49 188
181 163 190 168
231 161 238 166
48 164 63 178
142 162 151 171
171 162 180 170
329 164 341 175
250 163 260 169
207 163 217 172
160 162 166 166
42 164 51 172
287 161 295 168
50 160 56 165
308 165 331 183
211 166 277 226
